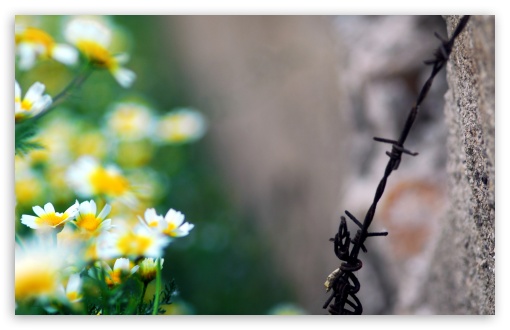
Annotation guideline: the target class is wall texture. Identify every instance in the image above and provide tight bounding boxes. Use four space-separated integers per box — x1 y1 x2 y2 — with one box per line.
422 15 495 315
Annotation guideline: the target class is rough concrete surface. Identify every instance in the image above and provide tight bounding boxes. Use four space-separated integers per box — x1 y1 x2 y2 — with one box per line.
422 15 495 315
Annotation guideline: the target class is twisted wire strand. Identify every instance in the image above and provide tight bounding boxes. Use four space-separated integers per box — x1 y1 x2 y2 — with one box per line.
324 15 471 315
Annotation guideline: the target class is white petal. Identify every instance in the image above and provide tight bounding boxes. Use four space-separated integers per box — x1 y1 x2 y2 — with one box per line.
20 214 39 229
30 94 52 114
145 236 171 258
144 208 160 224
15 81 21 99
95 233 118 260
79 200 91 215
181 222 195 232
24 82 45 103
65 17 111 48
51 44 78 65
114 258 130 271
44 202 56 214
137 215 147 227
111 67 136 88
66 156 99 197
66 274 82 293
144 208 156 219
114 53 130 65
56 284 66 299
144 245 163 258
104 164 122 175
165 209 184 227
16 43 37 70
32 205 46 217
172 223 194 237
97 203 111 220
98 219 112 231
130 265 140 275
65 201 80 218
97 247 119 261
89 200 97 215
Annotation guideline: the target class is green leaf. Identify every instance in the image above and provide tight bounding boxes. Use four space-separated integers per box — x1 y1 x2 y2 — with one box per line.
15 120 42 156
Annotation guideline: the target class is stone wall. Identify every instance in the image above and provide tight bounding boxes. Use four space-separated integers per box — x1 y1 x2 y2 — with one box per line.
422 15 495 315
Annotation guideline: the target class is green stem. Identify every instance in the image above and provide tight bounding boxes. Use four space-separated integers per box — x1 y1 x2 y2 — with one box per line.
51 63 94 106
28 64 95 123
15 233 25 250
96 266 110 315
152 258 162 315
139 282 148 314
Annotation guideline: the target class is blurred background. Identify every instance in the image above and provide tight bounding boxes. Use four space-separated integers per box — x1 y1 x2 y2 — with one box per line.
15 15 450 314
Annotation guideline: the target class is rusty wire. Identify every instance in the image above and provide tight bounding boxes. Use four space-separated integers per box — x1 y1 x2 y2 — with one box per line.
323 15 471 315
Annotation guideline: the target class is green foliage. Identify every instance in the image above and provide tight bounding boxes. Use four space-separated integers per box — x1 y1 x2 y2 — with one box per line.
82 269 176 315
138 281 177 315
15 120 42 155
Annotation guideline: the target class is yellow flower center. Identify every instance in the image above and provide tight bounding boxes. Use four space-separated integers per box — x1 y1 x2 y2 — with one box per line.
21 100 31 110
117 232 153 256
139 265 157 282
36 212 67 227
76 40 115 68
111 109 140 134
75 213 101 232
105 269 123 287
15 261 58 301
147 220 158 228
161 116 190 142
163 223 178 237
18 99 33 111
16 27 55 53
66 291 81 302
89 167 130 197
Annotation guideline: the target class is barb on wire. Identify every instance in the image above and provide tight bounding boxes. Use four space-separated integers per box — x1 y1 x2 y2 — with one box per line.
323 15 470 315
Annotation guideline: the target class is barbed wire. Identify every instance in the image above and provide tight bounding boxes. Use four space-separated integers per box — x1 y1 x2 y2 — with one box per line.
323 15 471 315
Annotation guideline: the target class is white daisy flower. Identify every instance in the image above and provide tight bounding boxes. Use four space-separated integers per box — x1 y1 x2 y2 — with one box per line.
59 273 83 303
106 102 155 141
138 258 164 283
15 26 78 70
15 237 69 302
156 108 207 144
102 258 139 287
65 230 113 263
73 200 112 236
64 16 136 88
141 207 194 238
20 201 79 230
66 156 137 207
99 223 171 260
15 81 52 122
